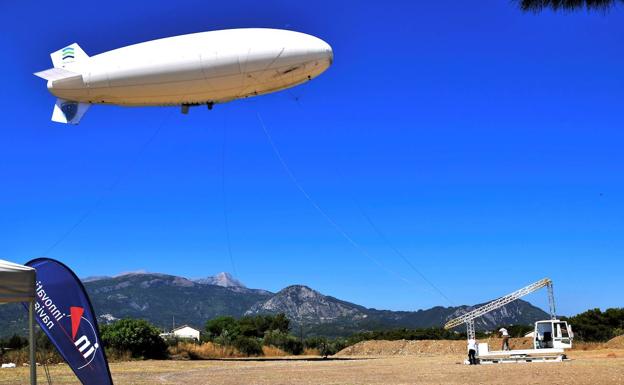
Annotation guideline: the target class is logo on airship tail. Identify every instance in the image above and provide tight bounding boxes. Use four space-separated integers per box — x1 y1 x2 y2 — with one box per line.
62 47 75 61
60 102 78 122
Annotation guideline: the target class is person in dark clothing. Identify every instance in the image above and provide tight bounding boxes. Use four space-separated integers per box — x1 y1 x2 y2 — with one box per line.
499 328 510 351
467 338 478 365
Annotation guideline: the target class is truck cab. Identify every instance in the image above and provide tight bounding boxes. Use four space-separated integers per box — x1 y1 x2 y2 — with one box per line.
534 319 573 349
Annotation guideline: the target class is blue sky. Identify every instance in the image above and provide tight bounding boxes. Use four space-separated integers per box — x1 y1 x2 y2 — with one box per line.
1 1 623 315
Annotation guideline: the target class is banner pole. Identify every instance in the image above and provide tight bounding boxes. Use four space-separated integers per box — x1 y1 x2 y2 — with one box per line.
29 300 36 385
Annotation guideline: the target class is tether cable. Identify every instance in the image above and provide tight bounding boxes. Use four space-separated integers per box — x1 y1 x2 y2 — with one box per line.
41 110 173 257
351 199 454 305
256 111 412 285
279 97 454 305
220 111 238 277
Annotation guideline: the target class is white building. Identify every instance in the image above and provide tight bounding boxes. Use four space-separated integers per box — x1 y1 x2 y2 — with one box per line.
160 325 201 341
173 325 200 341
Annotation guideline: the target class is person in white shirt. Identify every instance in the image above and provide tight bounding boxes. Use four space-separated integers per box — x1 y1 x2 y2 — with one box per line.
499 327 510 351
467 338 478 365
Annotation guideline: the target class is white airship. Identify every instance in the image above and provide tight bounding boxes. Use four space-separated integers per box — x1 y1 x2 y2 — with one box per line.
34 28 333 124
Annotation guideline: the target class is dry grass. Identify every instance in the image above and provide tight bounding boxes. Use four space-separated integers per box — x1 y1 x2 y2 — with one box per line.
1 349 63 366
261 346 288 357
168 342 310 359
1 348 135 366
574 335 624 351
169 342 245 359
106 349 132 362
302 348 320 356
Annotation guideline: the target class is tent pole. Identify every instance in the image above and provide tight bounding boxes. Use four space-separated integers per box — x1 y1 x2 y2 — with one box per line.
29 300 36 385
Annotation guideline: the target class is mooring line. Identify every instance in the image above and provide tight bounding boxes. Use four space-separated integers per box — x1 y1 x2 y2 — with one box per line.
274 99 454 304
220 111 238 277
41 110 173 257
256 111 413 286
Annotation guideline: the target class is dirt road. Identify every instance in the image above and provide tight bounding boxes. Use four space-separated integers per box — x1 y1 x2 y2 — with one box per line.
1 349 623 385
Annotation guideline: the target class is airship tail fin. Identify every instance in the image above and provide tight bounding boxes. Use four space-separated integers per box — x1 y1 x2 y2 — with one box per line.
51 43 89 68
33 67 82 82
51 98 90 125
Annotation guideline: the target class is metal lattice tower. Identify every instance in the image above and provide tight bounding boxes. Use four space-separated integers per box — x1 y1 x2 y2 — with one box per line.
466 319 476 340
444 278 556 333
547 282 557 320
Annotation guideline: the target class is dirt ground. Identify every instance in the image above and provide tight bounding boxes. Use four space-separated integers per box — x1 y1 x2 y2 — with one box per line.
1 349 623 385
335 338 535 356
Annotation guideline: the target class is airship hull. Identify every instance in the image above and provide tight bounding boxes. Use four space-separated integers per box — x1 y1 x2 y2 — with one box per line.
35 29 333 123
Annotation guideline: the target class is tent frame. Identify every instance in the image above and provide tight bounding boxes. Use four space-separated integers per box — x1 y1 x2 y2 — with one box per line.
0 260 36 385
29 300 36 385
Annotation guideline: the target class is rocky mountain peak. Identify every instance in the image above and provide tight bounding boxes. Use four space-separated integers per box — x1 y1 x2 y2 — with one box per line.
194 272 245 288
245 285 367 323
280 285 319 297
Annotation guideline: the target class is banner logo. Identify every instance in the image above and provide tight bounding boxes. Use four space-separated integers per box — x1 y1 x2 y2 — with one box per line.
34 283 102 369
24 258 113 385
69 306 100 369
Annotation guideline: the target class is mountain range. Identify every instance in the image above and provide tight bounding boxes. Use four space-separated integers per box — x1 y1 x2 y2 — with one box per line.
0 272 548 338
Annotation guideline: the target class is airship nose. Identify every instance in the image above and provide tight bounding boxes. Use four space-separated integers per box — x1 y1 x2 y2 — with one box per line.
314 37 333 66
323 42 333 65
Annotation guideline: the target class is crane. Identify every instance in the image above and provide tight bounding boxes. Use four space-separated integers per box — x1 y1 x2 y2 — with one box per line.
444 278 557 340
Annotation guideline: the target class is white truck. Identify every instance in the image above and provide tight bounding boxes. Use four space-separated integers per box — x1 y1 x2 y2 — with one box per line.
444 278 574 364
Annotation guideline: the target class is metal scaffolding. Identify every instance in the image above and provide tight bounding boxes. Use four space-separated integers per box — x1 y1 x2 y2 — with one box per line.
444 278 556 336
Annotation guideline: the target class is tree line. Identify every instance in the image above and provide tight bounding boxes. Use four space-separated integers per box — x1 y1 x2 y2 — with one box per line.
562 308 624 342
3 307 622 362
94 306 624 358
204 314 300 356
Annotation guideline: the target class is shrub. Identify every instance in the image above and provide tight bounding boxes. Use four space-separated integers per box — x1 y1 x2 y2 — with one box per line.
203 314 296 356
205 314 290 341
100 318 168 359
233 336 263 356
303 336 348 357
326 339 348 356
205 316 239 340
263 330 289 348
282 338 303 355
263 330 303 355
6 334 28 350
304 336 326 350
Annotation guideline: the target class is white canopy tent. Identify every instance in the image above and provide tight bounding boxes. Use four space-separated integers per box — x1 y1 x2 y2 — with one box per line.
0 260 36 385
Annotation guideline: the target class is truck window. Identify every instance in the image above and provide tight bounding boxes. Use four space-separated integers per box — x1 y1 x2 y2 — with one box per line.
558 323 569 338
